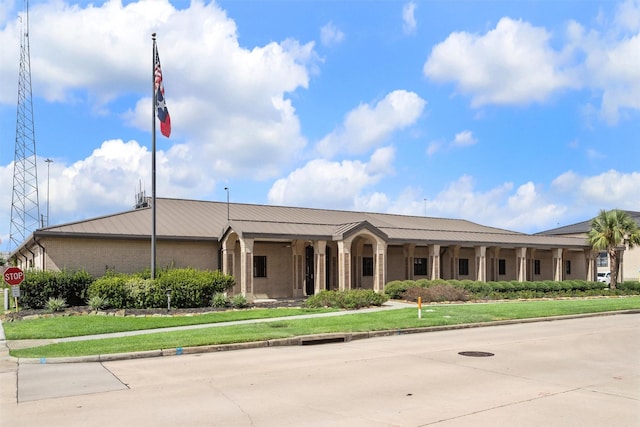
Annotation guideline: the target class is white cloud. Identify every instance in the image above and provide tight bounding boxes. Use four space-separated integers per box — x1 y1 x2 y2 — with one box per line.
553 169 640 209
320 21 345 46
426 141 441 156
268 148 394 210
615 0 640 32
392 176 566 232
0 138 222 240
316 90 426 158
424 17 577 107
576 25 640 123
402 2 417 35
0 0 316 180
452 130 477 147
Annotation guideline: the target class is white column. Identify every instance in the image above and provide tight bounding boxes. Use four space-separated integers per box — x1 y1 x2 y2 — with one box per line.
374 240 387 292
428 244 440 280
552 248 563 281
337 240 352 291
239 238 254 301
314 240 327 294
516 247 527 282
475 246 487 282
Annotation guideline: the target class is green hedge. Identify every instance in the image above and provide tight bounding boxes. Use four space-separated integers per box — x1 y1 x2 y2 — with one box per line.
18 270 93 309
384 279 640 301
87 268 235 309
304 289 388 309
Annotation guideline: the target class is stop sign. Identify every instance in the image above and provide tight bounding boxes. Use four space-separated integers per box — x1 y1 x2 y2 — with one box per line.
3 267 24 286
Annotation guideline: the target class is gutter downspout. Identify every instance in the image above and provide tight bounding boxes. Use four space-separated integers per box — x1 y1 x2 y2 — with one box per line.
25 244 36 270
18 249 28 269
34 236 45 270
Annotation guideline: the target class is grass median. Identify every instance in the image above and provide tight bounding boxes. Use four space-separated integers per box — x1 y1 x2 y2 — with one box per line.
6 297 640 359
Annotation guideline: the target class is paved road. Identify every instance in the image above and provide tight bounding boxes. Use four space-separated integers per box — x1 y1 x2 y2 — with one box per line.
1 313 638 426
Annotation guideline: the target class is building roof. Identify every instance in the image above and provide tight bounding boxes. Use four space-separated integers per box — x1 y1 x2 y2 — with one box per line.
23 197 588 251
537 210 640 236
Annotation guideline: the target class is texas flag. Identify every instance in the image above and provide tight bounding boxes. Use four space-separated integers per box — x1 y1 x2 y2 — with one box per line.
154 48 171 138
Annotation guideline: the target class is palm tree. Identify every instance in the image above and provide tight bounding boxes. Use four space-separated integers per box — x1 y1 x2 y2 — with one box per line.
587 209 640 289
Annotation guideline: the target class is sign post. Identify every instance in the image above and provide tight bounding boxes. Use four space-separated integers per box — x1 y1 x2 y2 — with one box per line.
3 267 24 312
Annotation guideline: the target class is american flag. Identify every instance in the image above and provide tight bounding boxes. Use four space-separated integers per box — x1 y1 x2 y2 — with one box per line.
154 47 171 138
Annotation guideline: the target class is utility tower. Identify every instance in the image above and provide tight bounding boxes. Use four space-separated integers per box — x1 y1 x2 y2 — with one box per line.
9 0 40 251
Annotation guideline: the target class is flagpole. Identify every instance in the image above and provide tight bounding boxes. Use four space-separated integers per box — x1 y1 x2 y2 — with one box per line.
151 33 157 279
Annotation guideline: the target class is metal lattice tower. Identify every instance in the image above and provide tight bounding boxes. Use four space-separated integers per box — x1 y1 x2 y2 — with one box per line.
9 0 40 251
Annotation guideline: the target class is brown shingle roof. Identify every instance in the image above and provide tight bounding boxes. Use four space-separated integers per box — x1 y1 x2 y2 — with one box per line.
34 197 589 249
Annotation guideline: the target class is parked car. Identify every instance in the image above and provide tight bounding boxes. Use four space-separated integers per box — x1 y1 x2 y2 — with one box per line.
597 272 611 285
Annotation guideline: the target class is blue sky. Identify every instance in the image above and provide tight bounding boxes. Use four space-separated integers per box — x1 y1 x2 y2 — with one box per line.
1 0 640 252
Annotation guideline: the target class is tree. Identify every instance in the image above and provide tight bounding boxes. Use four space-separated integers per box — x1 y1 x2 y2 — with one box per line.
587 209 640 289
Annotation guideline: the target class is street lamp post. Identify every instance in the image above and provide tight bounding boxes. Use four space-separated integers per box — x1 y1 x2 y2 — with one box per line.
45 158 53 226
224 187 230 220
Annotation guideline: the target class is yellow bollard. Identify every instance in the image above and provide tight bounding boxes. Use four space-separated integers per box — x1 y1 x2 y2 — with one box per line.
418 296 422 319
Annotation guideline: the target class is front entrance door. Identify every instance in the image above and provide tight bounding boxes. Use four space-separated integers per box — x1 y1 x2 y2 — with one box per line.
305 245 315 295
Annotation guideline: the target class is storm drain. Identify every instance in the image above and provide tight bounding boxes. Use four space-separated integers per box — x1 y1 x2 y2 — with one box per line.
300 336 347 346
458 351 494 357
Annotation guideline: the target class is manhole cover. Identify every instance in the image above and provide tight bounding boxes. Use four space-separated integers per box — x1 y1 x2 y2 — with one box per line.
458 351 494 357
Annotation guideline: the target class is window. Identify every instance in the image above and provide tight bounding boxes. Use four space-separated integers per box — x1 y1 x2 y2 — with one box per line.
596 252 608 268
363 257 374 276
565 260 571 275
458 258 469 276
498 259 506 275
253 256 267 278
534 259 541 275
414 258 427 276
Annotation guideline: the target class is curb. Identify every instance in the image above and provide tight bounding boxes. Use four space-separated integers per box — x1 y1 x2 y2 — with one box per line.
9 309 639 364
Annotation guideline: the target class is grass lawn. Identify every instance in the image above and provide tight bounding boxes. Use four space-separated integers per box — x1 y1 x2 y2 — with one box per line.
2 307 334 339
6 297 640 359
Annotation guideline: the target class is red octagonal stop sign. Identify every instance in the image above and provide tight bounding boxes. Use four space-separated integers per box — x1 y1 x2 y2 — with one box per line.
3 267 24 286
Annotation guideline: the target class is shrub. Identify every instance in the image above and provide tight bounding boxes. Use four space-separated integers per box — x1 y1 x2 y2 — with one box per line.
88 295 109 311
155 268 235 308
231 294 248 308
404 284 469 303
304 289 388 309
88 275 128 309
125 278 163 308
618 281 640 292
87 268 236 309
212 293 230 308
45 297 67 312
20 270 93 309
384 280 411 299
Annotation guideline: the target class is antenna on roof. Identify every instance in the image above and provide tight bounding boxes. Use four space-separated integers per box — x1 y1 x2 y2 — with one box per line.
135 180 148 209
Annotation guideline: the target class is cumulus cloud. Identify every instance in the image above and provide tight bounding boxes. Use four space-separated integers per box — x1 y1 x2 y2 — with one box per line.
316 90 426 158
574 22 640 123
423 4 640 122
402 2 417 35
321 21 345 46
0 0 315 181
452 130 477 147
0 0 321 245
268 147 394 210
552 169 640 209
424 17 577 106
